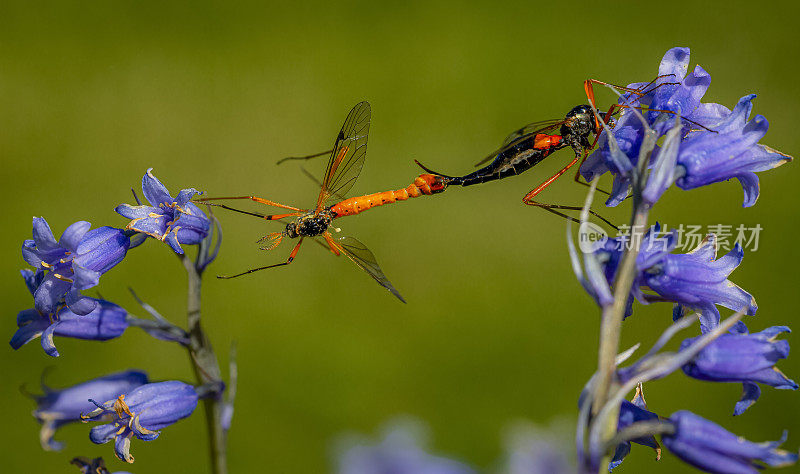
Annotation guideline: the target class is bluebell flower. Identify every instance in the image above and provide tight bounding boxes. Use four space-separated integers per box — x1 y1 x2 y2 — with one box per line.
681 325 797 415
643 234 756 333
662 410 798 473
578 227 756 333
11 272 129 356
83 381 199 463
115 169 210 255
336 420 476 474
630 47 725 136
28 370 148 451
22 218 131 315
674 95 791 207
581 47 726 206
644 95 792 206
609 390 660 472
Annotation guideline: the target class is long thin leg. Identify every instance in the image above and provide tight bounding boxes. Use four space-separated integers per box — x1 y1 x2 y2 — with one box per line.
522 155 617 229
217 238 304 279
202 202 303 221
523 155 582 201
572 151 611 197
323 232 341 256
197 195 303 212
525 201 618 229
612 104 715 132
276 149 333 165
585 76 678 102
586 78 714 134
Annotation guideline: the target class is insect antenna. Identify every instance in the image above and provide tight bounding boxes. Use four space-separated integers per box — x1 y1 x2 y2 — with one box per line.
276 149 333 165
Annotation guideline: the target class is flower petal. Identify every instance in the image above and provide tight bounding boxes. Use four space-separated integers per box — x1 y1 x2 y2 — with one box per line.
734 382 761 416
164 231 184 254
127 216 169 238
9 310 49 350
736 173 760 208
74 227 130 273
21 268 44 296
65 289 98 315
142 168 173 206
115 204 160 219
33 273 71 315
175 188 200 208
22 240 44 267
32 217 59 251
40 321 61 357
115 432 135 463
72 266 102 292
89 424 118 444
55 302 128 341
58 221 91 252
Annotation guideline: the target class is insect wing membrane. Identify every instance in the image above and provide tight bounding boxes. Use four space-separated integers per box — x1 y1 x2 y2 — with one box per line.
333 236 405 303
316 101 371 210
474 119 566 167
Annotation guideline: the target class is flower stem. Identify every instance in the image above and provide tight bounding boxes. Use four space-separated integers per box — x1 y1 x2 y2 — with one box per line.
182 255 226 474
588 111 660 473
592 207 650 414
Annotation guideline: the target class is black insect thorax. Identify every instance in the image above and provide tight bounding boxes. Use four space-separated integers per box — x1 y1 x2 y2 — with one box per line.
561 104 600 153
286 210 334 238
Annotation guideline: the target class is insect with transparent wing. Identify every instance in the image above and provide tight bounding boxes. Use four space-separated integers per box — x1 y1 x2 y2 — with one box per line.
198 101 447 303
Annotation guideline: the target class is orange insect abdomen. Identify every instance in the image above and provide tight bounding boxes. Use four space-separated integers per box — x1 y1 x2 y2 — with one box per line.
330 174 447 217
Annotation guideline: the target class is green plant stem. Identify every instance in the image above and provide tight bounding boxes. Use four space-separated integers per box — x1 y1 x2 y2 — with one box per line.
183 255 226 474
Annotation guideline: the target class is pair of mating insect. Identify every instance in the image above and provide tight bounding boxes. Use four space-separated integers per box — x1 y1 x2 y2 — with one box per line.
198 78 697 302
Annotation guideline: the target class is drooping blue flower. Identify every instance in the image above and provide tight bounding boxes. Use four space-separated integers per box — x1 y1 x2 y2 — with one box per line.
643 234 756 333
661 410 798 474
577 227 756 333
643 94 792 207
580 47 790 209
608 390 661 472
630 47 726 137
28 370 148 451
22 218 131 315
83 381 199 463
680 325 797 415
336 420 476 474
675 95 791 207
11 271 129 356
115 169 210 255
581 47 727 206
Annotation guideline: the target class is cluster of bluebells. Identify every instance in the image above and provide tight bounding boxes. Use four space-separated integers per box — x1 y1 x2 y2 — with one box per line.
572 47 797 473
580 47 791 208
11 170 220 465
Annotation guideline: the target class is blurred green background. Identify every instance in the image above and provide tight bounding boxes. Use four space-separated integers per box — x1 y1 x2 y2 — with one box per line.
2 1 799 472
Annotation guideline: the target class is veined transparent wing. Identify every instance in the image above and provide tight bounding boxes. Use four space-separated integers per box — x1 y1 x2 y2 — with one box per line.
473 119 566 167
316 101 371 210
332 236 405 303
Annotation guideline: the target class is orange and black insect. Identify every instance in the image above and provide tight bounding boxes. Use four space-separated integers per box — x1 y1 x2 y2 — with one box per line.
415 78 695 225
198 101 446 302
